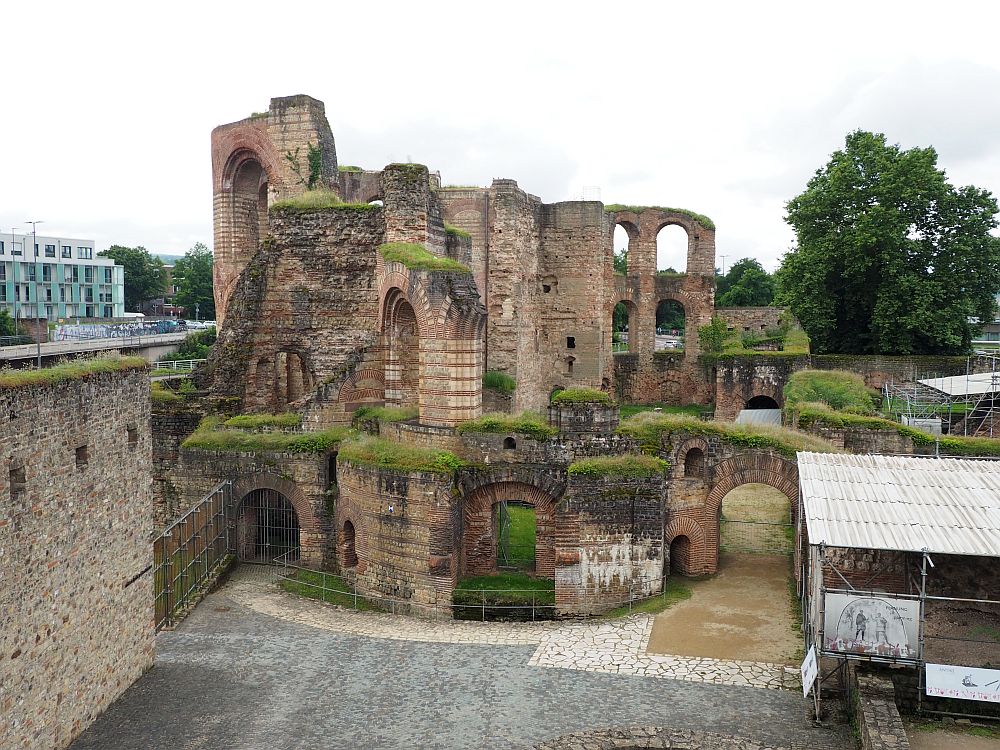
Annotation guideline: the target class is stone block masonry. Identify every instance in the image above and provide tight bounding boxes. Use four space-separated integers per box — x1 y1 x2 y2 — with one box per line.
0 363 153 750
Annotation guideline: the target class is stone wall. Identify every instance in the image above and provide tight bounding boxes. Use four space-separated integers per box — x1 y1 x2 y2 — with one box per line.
849 667 911 750
151 399 209 528
0 366 153 750
716 306 786 334
714 355 809 420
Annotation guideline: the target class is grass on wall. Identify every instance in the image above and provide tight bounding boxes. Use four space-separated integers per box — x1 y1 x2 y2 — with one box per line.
456 412 557 441
280 569 382 611
0 356 147 391
352 405 419 424
379 242 470 273
483 370 516 393
550 387 614 406
337 165 364 172
183 416 350 454
784 369 876 414
617 411 840 458
338 436 465 475
150 381 182 403
223 412 303 429
567 454 668 479
270 190 343 212
444 222 471 239
619 403 710 419
604 204 715 230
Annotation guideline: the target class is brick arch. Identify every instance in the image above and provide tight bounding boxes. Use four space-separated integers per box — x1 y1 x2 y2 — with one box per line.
674 437 709 479
337 367 386 406
438 295 485 340
376 271 435 337
664 516 709 575
459 470 565 578
231 472 324 566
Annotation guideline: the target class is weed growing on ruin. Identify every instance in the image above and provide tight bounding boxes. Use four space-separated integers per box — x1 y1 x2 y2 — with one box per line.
618 403 709 419
0 356 146 390
444 222 471 239
378 243 470 273
270 190 343 212
338 436 465 474
483 370 516 393
456 412 557 440
284 142 324 189
223 413 303 429
784 369 876 414
352 405 418 424
604 204 715 230
567 455 668 479
550 387 614 406
337 165 363 172
150 381 182 403
183 416 350 454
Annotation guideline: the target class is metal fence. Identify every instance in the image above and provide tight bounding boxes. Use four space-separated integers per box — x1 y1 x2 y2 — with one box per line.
153 481 232 630
151 358 206 372
0 335 35 347
720 519 794 555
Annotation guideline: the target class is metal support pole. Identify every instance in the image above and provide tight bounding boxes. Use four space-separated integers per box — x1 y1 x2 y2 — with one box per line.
25 221 43 367
917 550 929 714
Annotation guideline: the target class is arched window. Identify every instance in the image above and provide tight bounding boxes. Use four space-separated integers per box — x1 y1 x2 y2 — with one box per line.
613 300 635 352
503 436 517 450
656 224 688 273
613 223 635 275
683 447 705 478
342 520 358 568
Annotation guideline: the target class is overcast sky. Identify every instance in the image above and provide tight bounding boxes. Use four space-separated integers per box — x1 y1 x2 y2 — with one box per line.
3 1 1000 272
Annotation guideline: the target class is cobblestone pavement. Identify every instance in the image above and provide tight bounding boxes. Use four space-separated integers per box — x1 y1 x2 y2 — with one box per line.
70 567 850 750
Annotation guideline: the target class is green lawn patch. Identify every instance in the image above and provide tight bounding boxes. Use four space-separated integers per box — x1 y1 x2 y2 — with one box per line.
224 412 303 429
337 165 363 172
352 405 419 424
280 569 382 611
483 370 516 393
151 381 182 403
0 356 147 391
551 386 614 406
379 242 470 273
568 455 668 479
338 436 465 474
453 572 555 620
619 403 709 419
271 190 342 212
183 416 350 454
784 369 876 414
456 412 557 440
604 577 693 617
505 505 536 566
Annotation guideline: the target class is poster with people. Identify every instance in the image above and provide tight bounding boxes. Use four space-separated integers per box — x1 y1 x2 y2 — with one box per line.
822 593 919 660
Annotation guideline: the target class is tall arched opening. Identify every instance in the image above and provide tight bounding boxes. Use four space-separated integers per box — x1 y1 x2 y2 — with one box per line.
746 395 780 410
613 222 637 275
341 520 358 569
612 300 636 352
382 288 420 409
231 155 269 266
656 224 688 273
669 535 693 575
655 299 685 352
276 351 313 407
236 488 300 563
719 483 792 556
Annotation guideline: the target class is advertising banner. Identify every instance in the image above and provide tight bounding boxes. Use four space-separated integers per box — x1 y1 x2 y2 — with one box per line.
822 593 919 660
926 664 1000 703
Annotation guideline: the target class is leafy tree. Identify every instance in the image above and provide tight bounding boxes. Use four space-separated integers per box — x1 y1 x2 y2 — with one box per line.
0 309 15 337
780 130 1000 355
98 245 165 312
173 243 215 320
716 258 775 306
656 300 685 331
613 248 627 275
698 317 728 353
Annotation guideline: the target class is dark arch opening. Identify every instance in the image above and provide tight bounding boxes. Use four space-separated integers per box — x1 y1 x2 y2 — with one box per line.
655 300 685 352
746 395 780 410
231 157 268 261
328 452 338 487
683 447 705 478
613 300 635 352
383 290 420 409
495 500 536 573
236 488 300 563
669 535 692 576
342 520 357 568
503 436 517 450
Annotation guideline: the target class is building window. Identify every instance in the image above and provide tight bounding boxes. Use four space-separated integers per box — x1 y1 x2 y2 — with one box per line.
45 288 52 302
61 245 72 258
44 244 55 258
77 247 93 259
84 288 94 303
59 286 66 302
0 265 5 281
566 336 576 349
34 243 39 257
103 267 112 284
12 242 22 256
70 266 79 283
0 240 4 254
85 305 95 317
84 266 94 284
75 444 89 469
25 265 36 282
42 265 52 282
0 286 6 302
103 305 113 318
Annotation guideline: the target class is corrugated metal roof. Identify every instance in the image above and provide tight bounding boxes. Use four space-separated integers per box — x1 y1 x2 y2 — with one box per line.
918 372 1000 397
798 452 1000 556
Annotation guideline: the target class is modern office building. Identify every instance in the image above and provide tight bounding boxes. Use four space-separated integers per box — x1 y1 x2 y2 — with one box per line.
0 233 125 321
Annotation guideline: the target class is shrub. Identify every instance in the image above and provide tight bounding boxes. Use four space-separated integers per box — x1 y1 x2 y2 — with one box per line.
567 455 668 479
698 317 728 354
223 412 302 429
379 242 470 273
0 356 146 391
550 387 614 406
352 405 418 424
784 370 876 414
338 437 465 475
456 412 557 441
483 370 516 393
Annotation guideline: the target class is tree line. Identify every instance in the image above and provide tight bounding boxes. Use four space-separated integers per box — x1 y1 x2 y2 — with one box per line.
98 243 215 319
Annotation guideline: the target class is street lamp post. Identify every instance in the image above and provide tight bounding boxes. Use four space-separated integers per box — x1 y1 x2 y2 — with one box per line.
25 220 43 367
6 227 19 337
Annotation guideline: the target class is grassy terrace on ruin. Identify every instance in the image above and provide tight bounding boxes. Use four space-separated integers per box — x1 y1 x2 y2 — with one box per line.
568 454 668 479
338 436 465 475
182 416 350 454
550 386 614 406
617 411 840 458
604 204 715 229
0 356 147 390
783 369 877 414
456 412 557 440
223 412 303 429
352 405 419 424
444 222 471 239
379 242 470 273
483 370 516 393
270 189 378 213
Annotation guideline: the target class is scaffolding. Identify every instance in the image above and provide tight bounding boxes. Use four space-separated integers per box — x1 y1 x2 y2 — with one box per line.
883 354 1000 437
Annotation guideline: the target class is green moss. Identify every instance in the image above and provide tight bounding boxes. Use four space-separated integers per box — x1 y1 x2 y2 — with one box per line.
604 204 715 230
617 411 839 458
270 190 343 212
456 412 557 441
0 356 147 391
784 370 876 414
183 416 350 454
440 185 481 190
223 412 303 429
551 387 614 406
338 437 465 475
379 242 470 273
352 405 418 424
568 455 668 479
483 370 516 394
337 165 363 172
444 222 471 239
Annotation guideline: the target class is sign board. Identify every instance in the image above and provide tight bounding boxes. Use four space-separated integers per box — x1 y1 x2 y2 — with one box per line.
800 645 818 697
926 664 1000 703
822 593 919 660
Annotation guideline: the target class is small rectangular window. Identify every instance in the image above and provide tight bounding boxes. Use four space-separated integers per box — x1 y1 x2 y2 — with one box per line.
61 246 72 258
103 267 112 284
10 465 26 498
77 247 93 259
44 244 56 258
0 240 4 254
12 242 22 256
75 445 89 469
127 425 138 447
566 336 576 349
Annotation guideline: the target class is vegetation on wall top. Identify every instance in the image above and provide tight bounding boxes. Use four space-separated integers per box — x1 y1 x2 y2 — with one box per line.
456 412 557 441
0 356 147 391
182 416 349 454
604 204 715 230
617 411 839 458
338 165 363 172
783 370 877 415
338 436 465 475
550 387 614 406
567 454 668 479
379 243 470 273
352 405 419 424
223 412 303 429
271 190 343 212
444 222 472 239
483 370 516 394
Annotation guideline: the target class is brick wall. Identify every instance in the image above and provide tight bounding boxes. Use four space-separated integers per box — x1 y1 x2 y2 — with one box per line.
0 368 153 750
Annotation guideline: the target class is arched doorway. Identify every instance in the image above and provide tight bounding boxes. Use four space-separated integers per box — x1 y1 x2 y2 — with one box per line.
656 224 688 273
613 222 636 275
655 299 685 352
683 447 705 478
382 289 420 409
746 395 780 410
341 520 357 568
236 488 300 563
669 535 692 575
612 300 635 352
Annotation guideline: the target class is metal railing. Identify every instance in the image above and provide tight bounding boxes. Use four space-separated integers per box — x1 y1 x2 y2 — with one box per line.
151 358 206 372
153 481 232 630
0 335 35 347
720 519 794 555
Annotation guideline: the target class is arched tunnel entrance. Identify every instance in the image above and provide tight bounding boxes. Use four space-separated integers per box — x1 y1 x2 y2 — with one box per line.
236 488 301 563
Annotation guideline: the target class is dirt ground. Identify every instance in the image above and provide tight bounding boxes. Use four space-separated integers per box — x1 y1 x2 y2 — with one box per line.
907 728 1000 750
647 553 801 664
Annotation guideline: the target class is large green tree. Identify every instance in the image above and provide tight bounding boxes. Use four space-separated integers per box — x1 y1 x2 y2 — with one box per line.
98 245 166 312
716 258 775 306
0 309 15 337
173 243 215 320
779 130 1000 355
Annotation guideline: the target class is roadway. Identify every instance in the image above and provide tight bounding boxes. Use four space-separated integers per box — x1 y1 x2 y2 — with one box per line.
0 332 189 364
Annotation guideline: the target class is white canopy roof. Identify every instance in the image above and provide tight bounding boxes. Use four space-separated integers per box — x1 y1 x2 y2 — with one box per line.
918 372 1000 397
798 452 1000 557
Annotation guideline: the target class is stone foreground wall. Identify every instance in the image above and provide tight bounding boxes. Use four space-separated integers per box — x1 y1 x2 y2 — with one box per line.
0 368 153 750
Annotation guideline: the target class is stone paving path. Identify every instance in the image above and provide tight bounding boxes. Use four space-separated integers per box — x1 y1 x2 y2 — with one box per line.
229 566 799 691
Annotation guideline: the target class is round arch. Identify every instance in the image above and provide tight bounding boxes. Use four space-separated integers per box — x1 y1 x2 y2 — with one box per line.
381 287 422 409
613 220 639 275
673 437 710 479
611 299 637 352
664 516 708 576
231 473 320 564
746 394 781 410
655 223 690 273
